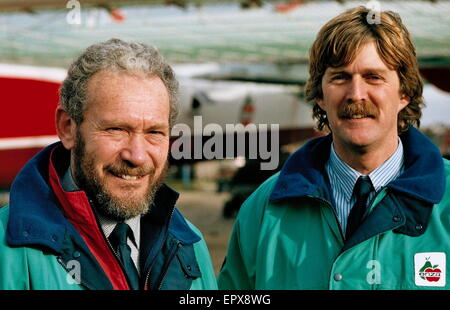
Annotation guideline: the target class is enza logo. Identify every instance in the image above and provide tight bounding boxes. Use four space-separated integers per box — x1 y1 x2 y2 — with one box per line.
419 259 441 282
415 252 446 287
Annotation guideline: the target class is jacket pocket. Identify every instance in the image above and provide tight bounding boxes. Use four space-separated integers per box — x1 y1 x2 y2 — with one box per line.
177 244 202 279
158 242 202 289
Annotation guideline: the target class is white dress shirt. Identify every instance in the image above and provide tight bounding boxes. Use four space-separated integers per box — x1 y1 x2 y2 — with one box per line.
325 138 405 234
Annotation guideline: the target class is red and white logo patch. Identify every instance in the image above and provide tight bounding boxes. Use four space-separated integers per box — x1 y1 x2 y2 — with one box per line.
415 252 446 287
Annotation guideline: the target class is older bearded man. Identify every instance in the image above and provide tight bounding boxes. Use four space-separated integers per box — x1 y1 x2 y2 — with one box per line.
0 39 217 290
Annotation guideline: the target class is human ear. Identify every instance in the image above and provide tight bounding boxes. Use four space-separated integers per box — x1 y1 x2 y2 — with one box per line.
398 94 410 112
316 98 326 111
55 106 77 150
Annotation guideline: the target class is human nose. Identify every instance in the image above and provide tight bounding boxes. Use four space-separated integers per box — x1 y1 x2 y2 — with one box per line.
120 134 150 167
346 76 368 103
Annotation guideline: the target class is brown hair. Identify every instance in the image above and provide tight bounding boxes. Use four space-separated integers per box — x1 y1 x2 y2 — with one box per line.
305 6 424 133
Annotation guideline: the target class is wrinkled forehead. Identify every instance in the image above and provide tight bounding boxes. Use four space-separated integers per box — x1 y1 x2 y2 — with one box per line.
82 70 170 121
85 70 166 104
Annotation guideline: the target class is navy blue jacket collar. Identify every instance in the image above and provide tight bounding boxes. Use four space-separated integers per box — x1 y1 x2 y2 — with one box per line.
7 142 200 252
269 133 332 201
7 142 68 253
269 127 445 205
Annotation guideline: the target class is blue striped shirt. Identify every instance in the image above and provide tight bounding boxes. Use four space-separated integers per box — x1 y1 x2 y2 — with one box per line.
325 139 404 235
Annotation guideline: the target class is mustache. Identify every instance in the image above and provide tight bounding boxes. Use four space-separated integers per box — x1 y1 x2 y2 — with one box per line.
105 162 155 177
338 101 378 119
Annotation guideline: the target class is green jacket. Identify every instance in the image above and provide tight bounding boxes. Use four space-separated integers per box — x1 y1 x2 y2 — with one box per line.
0 207 216 290
218 128 450 290
0 143 217 290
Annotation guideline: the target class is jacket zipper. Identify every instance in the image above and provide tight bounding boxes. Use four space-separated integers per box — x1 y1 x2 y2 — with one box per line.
90 203 133 289
104 233 118 257
157 241 182 290
144 206 177 290
57 256 91 289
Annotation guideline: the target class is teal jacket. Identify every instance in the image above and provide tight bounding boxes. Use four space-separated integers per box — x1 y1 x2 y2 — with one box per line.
0 143 217 290
218 127 449 290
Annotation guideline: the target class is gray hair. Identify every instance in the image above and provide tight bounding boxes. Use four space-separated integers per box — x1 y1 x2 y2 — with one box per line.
59 38 179 128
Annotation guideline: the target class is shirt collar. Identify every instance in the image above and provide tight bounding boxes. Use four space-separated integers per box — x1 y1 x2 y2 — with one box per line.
327 138 404 201
62 165 80 192
61 166 140 248
97 213 140 248
369 138 404 192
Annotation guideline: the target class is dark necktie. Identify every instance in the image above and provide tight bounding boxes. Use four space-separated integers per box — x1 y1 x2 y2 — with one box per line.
108 222 140 290
345 176 373 240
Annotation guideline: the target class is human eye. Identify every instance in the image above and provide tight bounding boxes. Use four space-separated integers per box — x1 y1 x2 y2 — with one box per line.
366 74 385 84
146 128 169 138
105 127 123 134
146 123 169 136
368 75 381 79
332 74 345 80
148 130 163 135
330 73 348 83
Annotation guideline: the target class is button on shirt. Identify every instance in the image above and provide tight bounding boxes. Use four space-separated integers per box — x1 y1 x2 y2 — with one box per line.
61 167 141 274
325 139 405 235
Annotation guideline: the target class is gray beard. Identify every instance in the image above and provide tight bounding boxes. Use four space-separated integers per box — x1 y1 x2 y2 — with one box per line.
72 129 166 221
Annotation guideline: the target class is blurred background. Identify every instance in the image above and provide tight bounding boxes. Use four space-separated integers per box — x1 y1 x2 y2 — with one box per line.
1 0 449 275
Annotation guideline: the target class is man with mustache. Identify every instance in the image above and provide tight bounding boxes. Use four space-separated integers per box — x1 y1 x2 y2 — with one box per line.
0 39 217 290
219 7 450 289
